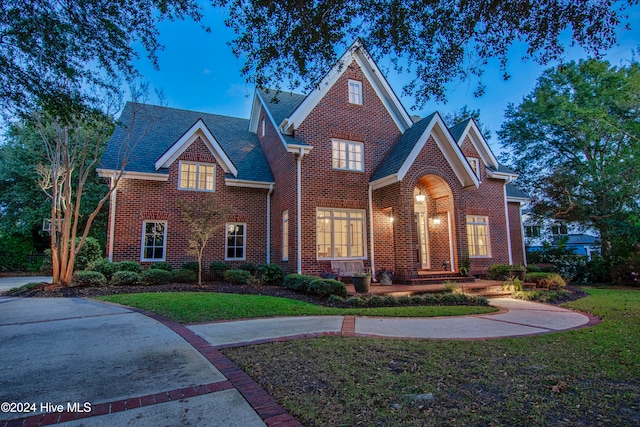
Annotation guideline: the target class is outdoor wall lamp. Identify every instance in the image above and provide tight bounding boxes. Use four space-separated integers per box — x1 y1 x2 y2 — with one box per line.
415 191 426 203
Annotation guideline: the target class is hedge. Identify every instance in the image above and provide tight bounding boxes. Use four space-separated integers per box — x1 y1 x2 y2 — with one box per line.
224 269 252 285
140 269 172 286
111 270 141 286
71 270 107 287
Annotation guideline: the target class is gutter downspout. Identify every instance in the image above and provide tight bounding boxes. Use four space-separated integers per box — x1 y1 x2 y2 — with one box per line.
108 175 117 262
266 184 274 264
368 184 376 280
296 148 306 274
503 182 513 265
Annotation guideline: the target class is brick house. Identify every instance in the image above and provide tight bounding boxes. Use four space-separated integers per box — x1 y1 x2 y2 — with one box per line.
99 41 528 281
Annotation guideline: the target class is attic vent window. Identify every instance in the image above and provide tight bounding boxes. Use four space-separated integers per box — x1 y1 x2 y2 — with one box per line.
348 80 362 105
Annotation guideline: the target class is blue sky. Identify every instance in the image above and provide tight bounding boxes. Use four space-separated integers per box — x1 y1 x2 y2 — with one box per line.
133 4 640 154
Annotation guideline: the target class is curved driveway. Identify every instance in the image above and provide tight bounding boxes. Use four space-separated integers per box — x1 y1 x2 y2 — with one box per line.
0 294 597 426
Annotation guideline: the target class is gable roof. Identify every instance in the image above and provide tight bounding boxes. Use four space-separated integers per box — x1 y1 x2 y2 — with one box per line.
100 102 274 184
448 118 499 168
278 39 413 135
371 112 479 189
506 183 529 202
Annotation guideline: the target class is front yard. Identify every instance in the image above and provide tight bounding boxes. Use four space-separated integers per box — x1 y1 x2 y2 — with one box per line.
222 288 639 426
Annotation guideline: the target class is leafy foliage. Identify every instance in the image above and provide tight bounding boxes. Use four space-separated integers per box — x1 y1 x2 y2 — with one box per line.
171 268 197 283
140 268 172 286
283 274 316 292
110 270 141 286
74 237 102 270
88 258 119 280
210 261 232 280
0 0 203 117
527 238 587 283
71 270 107 287
215 0 633 106
224 269 252 285
256 263 284 286
500 58 640 260
116 261 142 274
486 264 513 280
525 272 567 290
148 261 173 271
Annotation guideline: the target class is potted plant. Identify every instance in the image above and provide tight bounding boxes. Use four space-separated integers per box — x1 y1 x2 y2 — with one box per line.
508 264 526 282
375 267 394 286
459 251 471 277
352 272 371 293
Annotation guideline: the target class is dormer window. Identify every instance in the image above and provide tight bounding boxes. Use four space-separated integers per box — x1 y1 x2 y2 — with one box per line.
468 157 481 178
348 80 362 105
179 161 216 191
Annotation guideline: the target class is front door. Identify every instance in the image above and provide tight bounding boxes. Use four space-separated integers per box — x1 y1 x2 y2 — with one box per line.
416 212 430 269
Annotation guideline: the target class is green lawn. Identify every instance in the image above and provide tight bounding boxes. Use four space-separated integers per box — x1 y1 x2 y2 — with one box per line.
223 288 640 426
97 292 496 323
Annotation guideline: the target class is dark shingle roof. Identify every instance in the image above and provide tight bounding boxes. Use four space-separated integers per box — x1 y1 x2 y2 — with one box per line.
448 118 472 143
553 234 600 245
371 113 436 182
257 88 306 127
506 183 529 199
101 102 274 183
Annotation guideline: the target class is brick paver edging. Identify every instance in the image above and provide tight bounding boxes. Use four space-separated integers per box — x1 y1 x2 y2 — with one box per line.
134 308 303 427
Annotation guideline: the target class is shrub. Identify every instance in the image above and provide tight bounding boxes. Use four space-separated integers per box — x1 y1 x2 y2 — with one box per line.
237 262 257 275
71 270 107 287
75 237 102 270
210 261 231 280
610 253 640 287
140 269 172 286
116 261 142 273
345 296 366 307
306 278 348 298
181 262 200 272
525 272 566 290
88 258 118 280
111 270 140 286
366 295 385 307
283 274 315 292
487 264 512 280
503 277 524 293
443 281 458 293
256 263 284 286
172 268 197 283
224 269 252 285
326 294 345 305
148 262 173 271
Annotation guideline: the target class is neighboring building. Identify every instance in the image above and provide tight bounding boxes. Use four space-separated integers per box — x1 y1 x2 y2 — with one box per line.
524 217 601 260
99 41 528 281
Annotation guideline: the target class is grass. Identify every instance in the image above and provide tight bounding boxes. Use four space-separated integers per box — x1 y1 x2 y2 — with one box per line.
97 292 496 323
223 288 640 426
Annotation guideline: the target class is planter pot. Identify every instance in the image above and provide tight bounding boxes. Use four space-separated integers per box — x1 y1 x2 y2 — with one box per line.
353 275 371 293
509 269 526 281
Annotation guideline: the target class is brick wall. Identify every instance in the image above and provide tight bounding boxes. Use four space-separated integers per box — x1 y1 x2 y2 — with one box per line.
109 136 269 268
508 202 526 265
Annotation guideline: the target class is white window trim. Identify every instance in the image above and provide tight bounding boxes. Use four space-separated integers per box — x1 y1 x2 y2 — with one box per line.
178 161 216 192
261 118 265 137
282 210 289 261
348 79 363 105
225 222 247 261
141 220 167 262
466 215 492 258
468 157 481 178
332 138 365 172
316 208 367 261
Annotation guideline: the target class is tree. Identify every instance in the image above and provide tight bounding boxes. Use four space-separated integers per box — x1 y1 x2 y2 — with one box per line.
178 196 232 286
498 58 640 260
443 106 492 140
0 0 203 117
0 119 109 258
214 0 635 107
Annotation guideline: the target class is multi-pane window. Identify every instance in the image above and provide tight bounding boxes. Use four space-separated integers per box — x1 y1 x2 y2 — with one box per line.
179 161 215 191
551 224 568 235
348 79 362 104
226 223 246 260
466 215 491 257
332 139 364 171
142 221 167 261
525 225 541 238
282 211 289 261
316 209 366 259
468 157 480 178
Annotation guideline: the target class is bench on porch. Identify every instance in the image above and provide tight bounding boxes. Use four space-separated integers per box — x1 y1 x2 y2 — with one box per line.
330 260 365 278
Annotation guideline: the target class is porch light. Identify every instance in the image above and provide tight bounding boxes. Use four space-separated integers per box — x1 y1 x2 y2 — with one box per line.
432 214 441 225
415 192 426 203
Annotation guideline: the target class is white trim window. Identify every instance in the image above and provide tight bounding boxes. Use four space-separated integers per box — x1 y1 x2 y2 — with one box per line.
467 157 481 178
141 221 167 261
179 161 216 191
316 208 366 259
348 79 363 105
332 139 364 171
466 215 491 257
282 210 289 261
226 223 246 260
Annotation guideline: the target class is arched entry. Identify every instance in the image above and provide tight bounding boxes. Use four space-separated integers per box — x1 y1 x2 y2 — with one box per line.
413 175 455 272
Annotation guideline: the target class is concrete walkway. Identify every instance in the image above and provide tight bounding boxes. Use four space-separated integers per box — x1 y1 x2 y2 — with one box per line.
0 291 598 426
